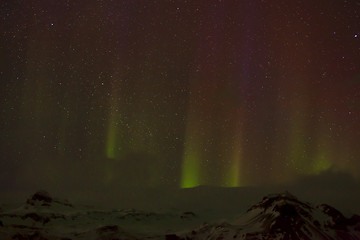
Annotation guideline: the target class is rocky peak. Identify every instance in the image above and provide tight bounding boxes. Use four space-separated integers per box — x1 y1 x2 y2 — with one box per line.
247 191 312 213
25 191 72 208
26 191 53 206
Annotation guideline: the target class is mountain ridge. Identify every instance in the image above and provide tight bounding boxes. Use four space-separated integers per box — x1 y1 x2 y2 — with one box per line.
0 190 359 239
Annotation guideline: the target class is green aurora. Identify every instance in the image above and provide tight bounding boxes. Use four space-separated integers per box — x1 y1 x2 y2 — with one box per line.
0 0 359 190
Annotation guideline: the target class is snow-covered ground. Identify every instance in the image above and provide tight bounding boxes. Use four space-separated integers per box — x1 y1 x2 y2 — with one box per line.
0 190 359 239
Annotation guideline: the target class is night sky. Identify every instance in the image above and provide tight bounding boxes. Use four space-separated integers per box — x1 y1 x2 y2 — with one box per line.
1 0 359 191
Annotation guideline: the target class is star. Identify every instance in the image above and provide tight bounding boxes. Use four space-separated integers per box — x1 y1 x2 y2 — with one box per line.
0 0 359 189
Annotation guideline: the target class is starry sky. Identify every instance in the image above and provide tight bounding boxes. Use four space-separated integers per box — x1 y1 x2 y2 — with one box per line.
0 0 359 191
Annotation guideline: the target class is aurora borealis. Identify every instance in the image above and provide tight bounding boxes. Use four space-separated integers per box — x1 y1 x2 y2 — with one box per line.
0 0 359 191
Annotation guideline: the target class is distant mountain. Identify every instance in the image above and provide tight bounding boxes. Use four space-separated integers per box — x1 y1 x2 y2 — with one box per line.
0 190 359 239
179 191 360 240
25 190 73 208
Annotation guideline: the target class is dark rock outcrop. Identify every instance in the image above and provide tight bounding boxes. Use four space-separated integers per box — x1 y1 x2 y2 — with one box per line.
21 213 50 224
165 234 182 240
96 225 119 234
25 191 73 208
26 191 52 207
11 231 47 240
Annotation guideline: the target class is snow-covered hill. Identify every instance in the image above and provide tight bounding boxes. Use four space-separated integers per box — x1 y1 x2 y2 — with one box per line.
0 191 359 239
178 191 360 240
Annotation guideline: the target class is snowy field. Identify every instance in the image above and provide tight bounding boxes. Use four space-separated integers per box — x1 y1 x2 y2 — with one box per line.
0 188 359 240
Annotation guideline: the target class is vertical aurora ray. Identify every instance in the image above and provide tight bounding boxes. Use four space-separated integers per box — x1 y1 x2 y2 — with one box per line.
104 77 122 185
220 109 244 187
312 149 332 173
287 93 333 175
181 148 201 188
179 3 229 188
21 31 52 127
225 130 243 187
179 85 205 188
311 120 333 174
179 44 204 188
105 77 122 160
282 72 313 175
224 146 241 187
181 116 202 188
106 112 118 159
287 113 308 173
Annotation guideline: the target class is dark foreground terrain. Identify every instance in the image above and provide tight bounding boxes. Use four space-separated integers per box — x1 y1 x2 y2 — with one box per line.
0 191 359 240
